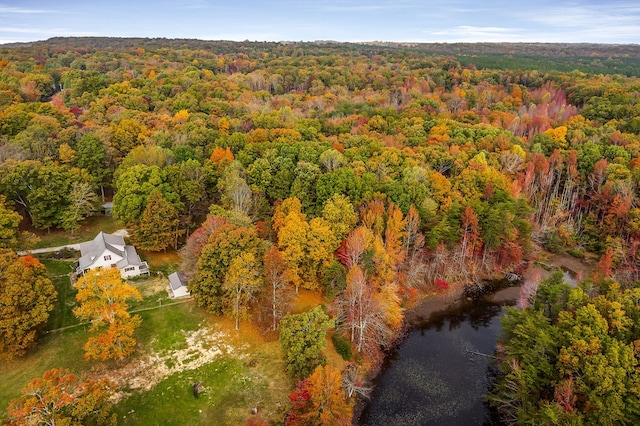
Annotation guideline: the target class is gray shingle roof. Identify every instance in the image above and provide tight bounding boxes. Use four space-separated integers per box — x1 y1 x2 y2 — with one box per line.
168 272 187 291
78 231 141 272
116 246 144 268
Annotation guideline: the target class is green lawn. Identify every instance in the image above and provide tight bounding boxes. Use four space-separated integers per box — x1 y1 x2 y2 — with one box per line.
35 215 121 249
135 301 205 352
40 259 80 330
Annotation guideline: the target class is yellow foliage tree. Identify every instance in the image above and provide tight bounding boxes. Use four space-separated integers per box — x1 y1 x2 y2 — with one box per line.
276 198 339 291
58 143 76 164
73 268 142 361
544 125 568 148
173 109 189 125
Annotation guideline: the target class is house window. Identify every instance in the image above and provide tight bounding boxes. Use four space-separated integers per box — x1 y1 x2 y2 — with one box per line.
104 255 112 261
124 267 136 272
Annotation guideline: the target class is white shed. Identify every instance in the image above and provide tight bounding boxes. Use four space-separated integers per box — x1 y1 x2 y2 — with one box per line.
168 272 190 298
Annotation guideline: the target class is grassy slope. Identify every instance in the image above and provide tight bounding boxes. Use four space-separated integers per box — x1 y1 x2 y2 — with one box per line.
113 305 290 425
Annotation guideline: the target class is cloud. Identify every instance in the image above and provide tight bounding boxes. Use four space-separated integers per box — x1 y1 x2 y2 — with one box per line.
0 26 96 37
0 6 55 14
520 2 640 42
430 26 525 42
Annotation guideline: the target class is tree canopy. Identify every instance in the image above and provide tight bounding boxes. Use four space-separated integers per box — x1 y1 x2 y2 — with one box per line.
0 253 56 359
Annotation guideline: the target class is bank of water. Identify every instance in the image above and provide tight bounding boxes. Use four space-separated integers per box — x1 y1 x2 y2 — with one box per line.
358 283 518 425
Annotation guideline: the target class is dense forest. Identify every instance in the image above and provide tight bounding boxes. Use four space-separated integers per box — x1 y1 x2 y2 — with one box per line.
1 38 640 424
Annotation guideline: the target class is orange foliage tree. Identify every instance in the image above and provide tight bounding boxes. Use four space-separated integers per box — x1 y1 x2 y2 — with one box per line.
286 365 351 426
6 368 115 426
73 268 142 361
209 146 234 167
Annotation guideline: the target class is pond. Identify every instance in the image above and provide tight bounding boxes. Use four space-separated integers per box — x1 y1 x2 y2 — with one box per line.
358 284 518 425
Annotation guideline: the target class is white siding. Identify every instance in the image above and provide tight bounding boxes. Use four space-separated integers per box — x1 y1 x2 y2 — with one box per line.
171 286 190 298
89 249 124 270
121 265 140 279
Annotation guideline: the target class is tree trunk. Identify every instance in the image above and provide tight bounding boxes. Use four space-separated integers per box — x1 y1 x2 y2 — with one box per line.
235 290 240 330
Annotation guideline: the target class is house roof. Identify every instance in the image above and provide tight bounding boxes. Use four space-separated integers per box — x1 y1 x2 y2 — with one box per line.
78 231 140 271
116 246 144 268
168 272 187 291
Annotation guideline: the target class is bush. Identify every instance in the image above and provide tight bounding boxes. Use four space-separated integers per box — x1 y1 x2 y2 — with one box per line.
543 230 563 254
331 333 352 361
567 248 585 259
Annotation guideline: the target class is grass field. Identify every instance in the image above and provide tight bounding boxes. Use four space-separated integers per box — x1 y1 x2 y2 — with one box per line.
40 259 79 330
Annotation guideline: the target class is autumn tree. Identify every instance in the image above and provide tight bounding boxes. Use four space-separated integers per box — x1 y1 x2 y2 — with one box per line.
0 254 57 359
223 251 262 330
262 246 292 331
210 146 234 167
73 268 142 361
321 193 358 242
6 368 116 426
334 265 395 362
276 198 339 291
279 306 334 379
191 221 263 314
276 200 309 292
179 215 228 281
0 195 23 249
286 365 352 426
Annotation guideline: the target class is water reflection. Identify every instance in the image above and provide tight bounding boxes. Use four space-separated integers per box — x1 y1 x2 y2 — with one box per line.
359 293 516 426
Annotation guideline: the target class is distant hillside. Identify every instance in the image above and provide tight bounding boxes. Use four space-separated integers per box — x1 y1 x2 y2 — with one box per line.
368 42 640 58
369 42 640 77
3 37 640 76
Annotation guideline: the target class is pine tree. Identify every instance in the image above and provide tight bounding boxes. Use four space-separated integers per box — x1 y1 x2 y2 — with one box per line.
131 189 181 251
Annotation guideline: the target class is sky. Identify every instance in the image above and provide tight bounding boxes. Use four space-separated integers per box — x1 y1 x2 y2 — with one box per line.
0 0 639 45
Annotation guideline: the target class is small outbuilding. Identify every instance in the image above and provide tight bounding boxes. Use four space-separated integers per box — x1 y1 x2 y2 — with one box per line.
168 272 190 298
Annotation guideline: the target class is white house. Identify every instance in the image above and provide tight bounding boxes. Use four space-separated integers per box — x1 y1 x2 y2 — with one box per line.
76 231 149 278
168 272 190 298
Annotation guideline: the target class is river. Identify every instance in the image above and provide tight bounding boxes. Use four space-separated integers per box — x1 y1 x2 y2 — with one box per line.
358 283 518 425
